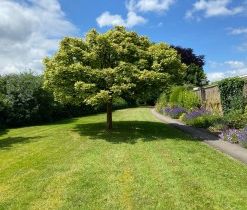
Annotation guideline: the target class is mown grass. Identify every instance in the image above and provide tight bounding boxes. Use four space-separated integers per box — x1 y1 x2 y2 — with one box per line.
1 107 247 209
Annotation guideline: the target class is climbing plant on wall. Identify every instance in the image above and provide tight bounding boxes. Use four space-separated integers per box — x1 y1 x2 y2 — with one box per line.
218 77 245 114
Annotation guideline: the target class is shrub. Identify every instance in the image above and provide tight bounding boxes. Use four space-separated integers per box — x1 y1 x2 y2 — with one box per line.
208 122 227 133
183 108 209 121
223 110 247 129
169 86 200 109
178 90 200 109
169 86 186 106
113 97 128 109
156 92 168 113
219 129 240 144
237 127 247 148
219 127 247 147
186 114 222 128
181 108 221 128
163 106 186 119
218 77 245 114
0 72 128 127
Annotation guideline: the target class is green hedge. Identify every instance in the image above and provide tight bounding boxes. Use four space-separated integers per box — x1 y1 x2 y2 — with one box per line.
218 77 245 114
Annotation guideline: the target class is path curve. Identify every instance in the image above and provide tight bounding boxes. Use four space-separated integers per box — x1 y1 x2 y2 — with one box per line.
151 108 247 165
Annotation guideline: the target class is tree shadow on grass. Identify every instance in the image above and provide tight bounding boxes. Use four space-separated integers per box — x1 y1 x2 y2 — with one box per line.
0 136 44 150
0 128 8 136
73 121 200 144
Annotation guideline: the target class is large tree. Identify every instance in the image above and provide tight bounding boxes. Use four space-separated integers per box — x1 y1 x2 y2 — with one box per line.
171 46 207 86
44 27 184 129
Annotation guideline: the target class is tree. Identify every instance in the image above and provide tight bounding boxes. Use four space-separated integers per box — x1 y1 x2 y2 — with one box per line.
183 64 207 86
171 46 208 86
44 27 184 129
171 46 205 67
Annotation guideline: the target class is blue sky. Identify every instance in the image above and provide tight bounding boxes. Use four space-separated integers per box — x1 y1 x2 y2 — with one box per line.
1 0 247 82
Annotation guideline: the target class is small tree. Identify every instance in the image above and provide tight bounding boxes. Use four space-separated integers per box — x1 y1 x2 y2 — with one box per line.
44 27 183 129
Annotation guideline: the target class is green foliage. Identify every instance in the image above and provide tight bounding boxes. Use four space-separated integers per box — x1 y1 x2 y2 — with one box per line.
178 90 200 109
169 86 200 109
223 110 247 129
155 92 168 113
169 86 186 105
0 72 116 127
218 77 245 114
44 27 184 109
183 64 208 86
185 114 222 128
112 97 128 109
2 72 45 126
171 46 208 86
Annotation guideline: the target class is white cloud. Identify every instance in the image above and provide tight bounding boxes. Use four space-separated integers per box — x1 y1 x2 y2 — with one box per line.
230 27 247 35
207 60 247 82
96 11 146 28
225 60 245 69
127 0 176 13
186 0 244 19
96 12 125 27
237 43 247 51
0 0 78 75
228 27 247 51
207 72 225 82
126 11 147 27
97 0 175 28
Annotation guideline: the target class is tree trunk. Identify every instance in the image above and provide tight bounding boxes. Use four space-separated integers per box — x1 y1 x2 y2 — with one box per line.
106 100 113 130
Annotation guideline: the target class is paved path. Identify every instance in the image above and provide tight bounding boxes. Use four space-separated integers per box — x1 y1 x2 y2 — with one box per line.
151 108 247 165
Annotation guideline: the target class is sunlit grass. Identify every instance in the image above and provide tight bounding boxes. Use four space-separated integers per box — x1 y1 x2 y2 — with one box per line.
1 108 247 209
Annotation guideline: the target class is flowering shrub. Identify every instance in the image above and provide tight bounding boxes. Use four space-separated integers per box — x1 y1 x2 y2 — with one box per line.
238 127 247 148
181 108 222 128
219 129 240 144
183 108 209 121
219 127 247 147
163 106 186 119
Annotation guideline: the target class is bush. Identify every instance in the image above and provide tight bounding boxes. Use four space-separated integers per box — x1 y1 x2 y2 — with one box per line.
156 92 168 113
181 108 221 128
219 127 247 147
169 86 186 106
169 86 200 109
163 106 186 119
186 114 222 128
178 90 201 109
0 72 129 127
223 110 247 129
113 97 128 109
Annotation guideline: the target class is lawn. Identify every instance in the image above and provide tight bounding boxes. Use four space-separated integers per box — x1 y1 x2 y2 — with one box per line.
1 108 247 209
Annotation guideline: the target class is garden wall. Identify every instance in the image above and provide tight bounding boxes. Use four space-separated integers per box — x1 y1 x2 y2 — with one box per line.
194 82 247 114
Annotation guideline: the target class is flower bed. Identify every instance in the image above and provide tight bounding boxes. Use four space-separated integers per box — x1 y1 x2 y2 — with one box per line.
219 127 247 148
160 105 247 148
163 106 186 119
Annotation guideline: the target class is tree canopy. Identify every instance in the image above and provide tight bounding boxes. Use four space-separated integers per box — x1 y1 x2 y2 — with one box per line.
44 26 185 129
171 45 208 86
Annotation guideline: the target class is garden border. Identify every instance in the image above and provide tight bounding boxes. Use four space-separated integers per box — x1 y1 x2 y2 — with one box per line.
151 108 247 165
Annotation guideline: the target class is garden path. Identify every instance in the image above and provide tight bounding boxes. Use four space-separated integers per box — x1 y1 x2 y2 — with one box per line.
151 108 247 165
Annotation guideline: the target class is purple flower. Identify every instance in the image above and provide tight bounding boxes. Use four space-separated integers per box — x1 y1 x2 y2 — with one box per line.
219 128 247 145
237 127 247 147
184 108 210 121
163 106 186 119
